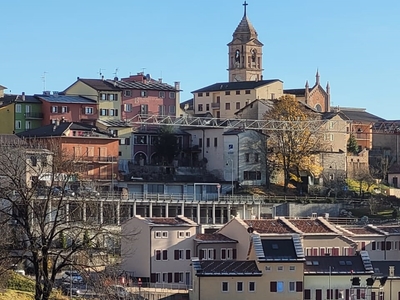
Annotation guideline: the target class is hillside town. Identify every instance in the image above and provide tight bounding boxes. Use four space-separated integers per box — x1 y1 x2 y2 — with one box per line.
1 2 400 300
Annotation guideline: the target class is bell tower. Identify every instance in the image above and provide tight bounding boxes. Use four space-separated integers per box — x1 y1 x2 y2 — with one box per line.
228 1 264 82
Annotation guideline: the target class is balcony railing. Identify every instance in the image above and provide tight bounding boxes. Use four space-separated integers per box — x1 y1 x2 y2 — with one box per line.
25 112 44 119
211 102 220 109
75 156 118 163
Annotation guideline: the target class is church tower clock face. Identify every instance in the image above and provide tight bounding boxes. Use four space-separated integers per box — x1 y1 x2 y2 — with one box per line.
227 2 264 82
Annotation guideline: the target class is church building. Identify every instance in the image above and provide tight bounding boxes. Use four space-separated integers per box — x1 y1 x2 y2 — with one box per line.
191 1 331 118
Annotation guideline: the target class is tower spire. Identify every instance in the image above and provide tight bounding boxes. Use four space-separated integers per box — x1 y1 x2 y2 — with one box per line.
243 1 248 16
316 69 320 85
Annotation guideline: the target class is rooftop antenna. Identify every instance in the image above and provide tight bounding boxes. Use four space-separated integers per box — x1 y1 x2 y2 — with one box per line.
113 68 119 78
141 68 146 74
41 72 47 91
98 68 105 78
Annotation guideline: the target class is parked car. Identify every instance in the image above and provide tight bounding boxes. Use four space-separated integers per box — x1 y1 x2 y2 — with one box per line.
62 271 84 284
77 187 100 198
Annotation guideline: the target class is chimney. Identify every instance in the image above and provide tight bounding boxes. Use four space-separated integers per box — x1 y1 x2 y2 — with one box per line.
22 92 25 101
158 78 162 83
174 81 180 90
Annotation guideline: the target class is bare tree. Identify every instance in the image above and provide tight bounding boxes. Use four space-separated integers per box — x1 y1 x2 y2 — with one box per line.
0 139 129 300
353 168 375 196
264 95 327 192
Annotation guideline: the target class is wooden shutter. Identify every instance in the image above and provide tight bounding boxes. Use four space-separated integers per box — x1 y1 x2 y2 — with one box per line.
233 249 237 259
221 249 226 259
186 249 191 260
163 250 168 260
213 249 216 260
316 289 322 300
115 109 118 116
199 249 204 260
150 273 156 283
346 289 350 299
270 281 277 292
371 292 376 300
335 289 339 299
296 281 303 292
174 273 179 283
357 289 361 299
167 273 172 283
304 289 311 300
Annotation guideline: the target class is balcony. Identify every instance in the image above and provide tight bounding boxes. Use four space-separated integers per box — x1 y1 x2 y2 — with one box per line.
211 102 220 109
25 112 43 119
75 156 118 163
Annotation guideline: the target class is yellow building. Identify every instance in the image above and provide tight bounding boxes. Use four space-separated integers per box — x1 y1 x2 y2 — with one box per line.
0 103 15 134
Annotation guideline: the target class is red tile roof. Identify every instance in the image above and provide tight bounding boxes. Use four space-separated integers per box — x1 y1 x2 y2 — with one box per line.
195 233 237 243
243 219 296 234
288 219 334 234
147 217 188 225
343 226 383 235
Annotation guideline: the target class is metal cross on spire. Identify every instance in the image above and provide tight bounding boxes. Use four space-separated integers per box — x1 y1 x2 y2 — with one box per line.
243 1 248 16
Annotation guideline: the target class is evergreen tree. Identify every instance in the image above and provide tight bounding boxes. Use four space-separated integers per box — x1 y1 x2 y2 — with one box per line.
347 134 359 155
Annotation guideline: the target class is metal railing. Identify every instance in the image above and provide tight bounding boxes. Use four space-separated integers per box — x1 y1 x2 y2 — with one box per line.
25 112 44 119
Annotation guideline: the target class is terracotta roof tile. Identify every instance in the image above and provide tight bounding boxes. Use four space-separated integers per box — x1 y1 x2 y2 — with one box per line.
288 219 334 234
243 219 296 234
195 233 237 243
343 226 383 235
377 226 400 234
193 260 261 276
146 217 190 225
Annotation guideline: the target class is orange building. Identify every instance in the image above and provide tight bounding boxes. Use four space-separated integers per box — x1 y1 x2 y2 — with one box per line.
17 121 119 188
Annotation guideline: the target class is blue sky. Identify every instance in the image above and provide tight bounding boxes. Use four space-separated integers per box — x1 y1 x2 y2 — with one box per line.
1 0 399 119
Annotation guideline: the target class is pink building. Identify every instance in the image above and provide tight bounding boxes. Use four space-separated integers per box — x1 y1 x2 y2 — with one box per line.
117 73 180 119
37 93 98 125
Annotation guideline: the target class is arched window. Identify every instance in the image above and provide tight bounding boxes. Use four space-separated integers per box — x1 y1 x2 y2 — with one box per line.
315 104 322 112
251 49 256 62
235 50 240 63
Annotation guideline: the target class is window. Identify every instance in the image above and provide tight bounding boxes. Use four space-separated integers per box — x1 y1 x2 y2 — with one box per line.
265 266 271 271
100 109 108 116
158 105 166 115
289 282 295 292
100 93 107 100
186 249 191 260
178 231 185 239
206 92 209 96
25 121 31 130
225 91 230 95
236 102 240 109
225 103 231 110
206 138 210 147
140 91 147 97
169 105 176 114
134 135 147 145
109 109 117 116
51 106 58 113
245 153 250 162
162 273 168 283
185 231 191 237
245 90 251 94
198 104 203 111
16 104 21 113
235 90 240 95
173 272 183 283
162 250 168 260
15 120 21 130
198 138 202 148
222 282 228 292
249 282 255 292
154 231 161 238
119 138 130 145
124 90 131 97
243 171 261 180
124 103 132 112
61 106 68 113
162 231 168 238
85 107 93 114
174 249 184 260
159 91 165 98
107 94 117 101
169 92 175 99
30 156 37 167
254 153 259 162
155 250 161 261
289 266 296 271
214 137 217 147
277 281 284 292
237 282 243 292
198 92 203 97
206 104 209 111
277 266 283 271
140 104 148 114
304 289 311 300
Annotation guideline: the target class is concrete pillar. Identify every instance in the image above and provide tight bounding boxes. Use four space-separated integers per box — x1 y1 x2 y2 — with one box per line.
83 202 87 222
242 204 246 220
197 203 200 224
133 201 137 216
181 202 185 217
65 202 69 222
149 202 153 217
258 203 261 219
227 204 231 222
99 201 103 224
206 206 209 224
116 201 120 226
165 203 169 218
212 203 216 224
